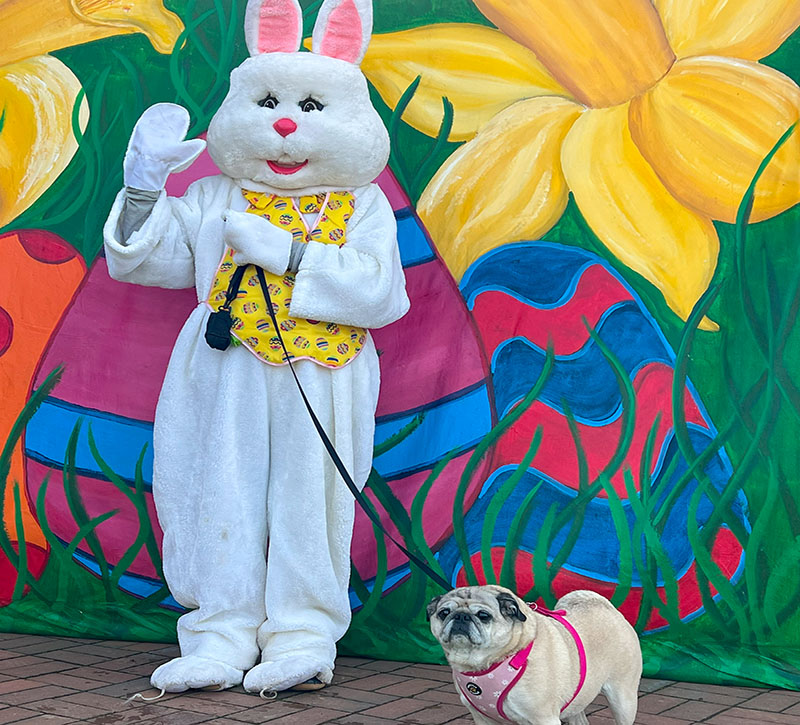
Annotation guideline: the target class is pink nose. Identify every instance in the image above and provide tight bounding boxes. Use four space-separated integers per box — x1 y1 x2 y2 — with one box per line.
273 118 297 137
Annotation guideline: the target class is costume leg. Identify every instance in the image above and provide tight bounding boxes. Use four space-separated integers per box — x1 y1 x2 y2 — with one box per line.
243 347 379 693
150 340 271 691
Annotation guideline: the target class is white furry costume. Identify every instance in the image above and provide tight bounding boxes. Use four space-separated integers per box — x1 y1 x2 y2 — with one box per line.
103 0 408 694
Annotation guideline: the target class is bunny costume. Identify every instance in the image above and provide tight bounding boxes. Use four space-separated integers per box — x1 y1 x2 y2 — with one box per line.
103 0 408 694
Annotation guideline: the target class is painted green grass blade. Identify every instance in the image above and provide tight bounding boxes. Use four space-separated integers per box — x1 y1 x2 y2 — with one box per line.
480 427 542 585
765 533 800 633
410 448 461 578
639 414 662 508
387 76 422 194
11 482 29 602
623 471 681 629
365 470 436 612
373 412 425 458
599 473 633 608
86 427 154 589
546 331 636 582
564 401 589 493
583 317 636 480
350 476 390 620
453 342 555 585
547 405 592 576
366 470 413 539
356 517 389 621
499 482 541 591
530 502 558 606
631 515 657 633
130 585 173 612
745 459 779 640
734 122 797 354
400 565 432 623
686 483 751 641
131 442 165 579
350 564 372 617
169 10 216 123
63 419 115 601
63 510 120 561
0 367 62 574
411 96 454 198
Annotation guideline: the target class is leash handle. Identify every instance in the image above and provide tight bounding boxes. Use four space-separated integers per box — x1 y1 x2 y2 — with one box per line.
254 266 451 592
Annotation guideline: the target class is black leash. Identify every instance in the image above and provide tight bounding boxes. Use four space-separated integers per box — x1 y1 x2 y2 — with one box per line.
251 266 451 592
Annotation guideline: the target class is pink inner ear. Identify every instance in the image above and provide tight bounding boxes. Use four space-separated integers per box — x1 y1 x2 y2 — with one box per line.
258 0 301 53
319 0 363 63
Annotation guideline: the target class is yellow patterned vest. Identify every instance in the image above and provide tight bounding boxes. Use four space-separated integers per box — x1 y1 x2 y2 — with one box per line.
206 190 367 368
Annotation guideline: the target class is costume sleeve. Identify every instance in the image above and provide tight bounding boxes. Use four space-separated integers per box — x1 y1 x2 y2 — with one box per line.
103 180 206 289
289 186 410 329
119 187 161 242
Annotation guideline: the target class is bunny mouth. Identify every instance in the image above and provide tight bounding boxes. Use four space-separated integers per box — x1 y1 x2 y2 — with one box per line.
267 160 309 175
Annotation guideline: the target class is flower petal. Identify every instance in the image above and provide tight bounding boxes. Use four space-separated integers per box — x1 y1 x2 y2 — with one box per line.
0 56 89 228
418 96 583 280
0 0 184 65
474 0 675 108
629 57 800 224
562 103 719 324
654 0 800 60
362 24 570 141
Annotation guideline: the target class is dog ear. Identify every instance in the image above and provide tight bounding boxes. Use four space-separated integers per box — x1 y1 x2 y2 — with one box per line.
426 595 443 621
497 593 527 622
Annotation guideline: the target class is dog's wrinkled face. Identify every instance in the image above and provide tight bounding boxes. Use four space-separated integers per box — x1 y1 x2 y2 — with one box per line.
427 586 528 663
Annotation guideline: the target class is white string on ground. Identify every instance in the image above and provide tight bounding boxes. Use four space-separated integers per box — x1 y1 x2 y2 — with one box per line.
126 688 167 703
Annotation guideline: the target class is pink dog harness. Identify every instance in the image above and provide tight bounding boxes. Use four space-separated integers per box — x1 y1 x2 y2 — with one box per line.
454 605 587 722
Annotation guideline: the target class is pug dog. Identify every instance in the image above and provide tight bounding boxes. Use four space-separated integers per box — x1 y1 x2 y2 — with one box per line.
428 585 641 725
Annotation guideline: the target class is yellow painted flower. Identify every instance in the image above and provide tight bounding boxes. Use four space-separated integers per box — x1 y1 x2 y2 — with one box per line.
0 0 184 228
363 0 800 326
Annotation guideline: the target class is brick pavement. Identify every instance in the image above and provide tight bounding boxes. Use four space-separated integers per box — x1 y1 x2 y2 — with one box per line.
0 633 795 723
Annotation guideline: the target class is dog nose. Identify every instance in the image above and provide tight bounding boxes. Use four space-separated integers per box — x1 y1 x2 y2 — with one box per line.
273 118 297 137
452 612 471 622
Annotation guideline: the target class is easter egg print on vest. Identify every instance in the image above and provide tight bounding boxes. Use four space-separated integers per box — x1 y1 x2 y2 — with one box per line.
207 189 367 367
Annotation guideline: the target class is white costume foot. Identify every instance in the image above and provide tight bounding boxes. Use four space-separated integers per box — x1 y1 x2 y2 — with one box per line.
151 655 243 693
243 656 333 693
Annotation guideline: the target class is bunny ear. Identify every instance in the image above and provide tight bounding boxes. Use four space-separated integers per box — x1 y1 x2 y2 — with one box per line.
244 0 303 55
311 0 372 64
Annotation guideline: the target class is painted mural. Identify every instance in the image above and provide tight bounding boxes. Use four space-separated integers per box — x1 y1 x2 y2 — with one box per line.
1 0 799 689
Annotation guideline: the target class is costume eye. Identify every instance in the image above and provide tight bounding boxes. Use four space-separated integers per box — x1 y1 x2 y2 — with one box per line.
300 97 324 112
258 94 278 109
437 608 450 621
477 611 493 622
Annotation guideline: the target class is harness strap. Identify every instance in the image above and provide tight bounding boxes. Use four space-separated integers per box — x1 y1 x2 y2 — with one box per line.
532 605 588 712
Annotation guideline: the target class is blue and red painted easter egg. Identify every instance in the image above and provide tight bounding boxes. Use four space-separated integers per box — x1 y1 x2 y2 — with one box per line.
434 242 747 632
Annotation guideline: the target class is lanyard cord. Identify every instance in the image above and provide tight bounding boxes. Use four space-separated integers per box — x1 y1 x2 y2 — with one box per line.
252 265 451 592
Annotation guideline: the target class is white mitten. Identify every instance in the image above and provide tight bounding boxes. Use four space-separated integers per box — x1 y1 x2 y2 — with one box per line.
123 104 206 191
222 210 293 274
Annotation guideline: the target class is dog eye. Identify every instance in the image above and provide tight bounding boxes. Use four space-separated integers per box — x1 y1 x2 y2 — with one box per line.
437 608 450 620
300 97 324 112
258 94 278 109
477 611 492 622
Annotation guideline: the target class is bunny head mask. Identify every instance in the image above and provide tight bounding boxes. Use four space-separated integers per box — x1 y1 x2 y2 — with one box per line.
206 0 390 194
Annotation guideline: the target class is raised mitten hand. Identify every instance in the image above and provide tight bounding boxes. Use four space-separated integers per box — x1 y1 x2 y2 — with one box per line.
123 104 206 191
222 210 292 274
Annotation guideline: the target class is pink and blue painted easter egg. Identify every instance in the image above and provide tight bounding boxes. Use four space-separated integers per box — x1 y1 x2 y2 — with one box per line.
23 165 495 609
